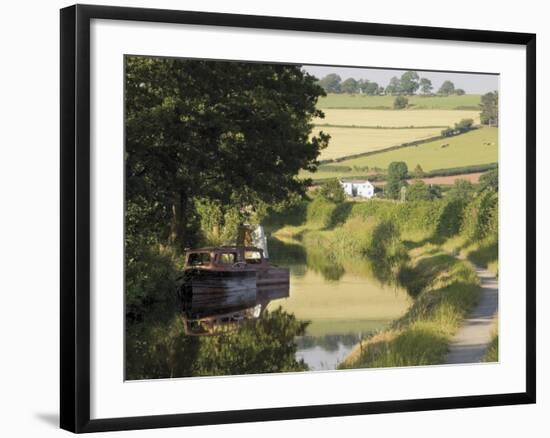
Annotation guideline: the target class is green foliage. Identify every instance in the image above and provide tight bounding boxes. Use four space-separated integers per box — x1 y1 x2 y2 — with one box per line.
427 162 497 177
318 164 353 173
435 199 468 238
406 180 437 201
393 95 409 109
385 76 402 95
484 333 499 362
366 221 409 285
455 118 475 132
319 178 346 203
455 88 465 96
399 71 420 95
126 308 308 380
318 73 342 93
446 179 476 201
340 77 359 93
461 191 498 242
125 244 179 324
340 249 480 369
441 118 475 137
441 127 454 137
363 81 381 96
479 168 498 192
438 80 455 95
126 56 329 250
412 164 425 178
419 77 433 95
385 161 409 199
306 196 338 228
192 308 309 376
480 91 499 126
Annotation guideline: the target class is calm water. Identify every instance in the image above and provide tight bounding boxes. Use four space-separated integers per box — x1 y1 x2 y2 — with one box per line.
267 236 411 370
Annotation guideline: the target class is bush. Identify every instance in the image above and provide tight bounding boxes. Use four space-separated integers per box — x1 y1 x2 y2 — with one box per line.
393 95 409 109
479 169 498 192
406 181 435 201
461 191 498 242
441 118 475 137
319 178 346 203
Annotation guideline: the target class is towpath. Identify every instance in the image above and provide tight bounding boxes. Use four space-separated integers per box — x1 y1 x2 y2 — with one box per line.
444 260 498 364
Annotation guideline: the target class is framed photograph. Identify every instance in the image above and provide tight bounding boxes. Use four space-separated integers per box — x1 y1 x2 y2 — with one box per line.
60 4 536 433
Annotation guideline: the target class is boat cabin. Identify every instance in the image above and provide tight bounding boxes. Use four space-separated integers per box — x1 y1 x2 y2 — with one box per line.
185 246 268 270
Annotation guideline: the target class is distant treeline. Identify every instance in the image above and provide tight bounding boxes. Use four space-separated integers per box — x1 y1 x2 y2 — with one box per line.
317 70 466 96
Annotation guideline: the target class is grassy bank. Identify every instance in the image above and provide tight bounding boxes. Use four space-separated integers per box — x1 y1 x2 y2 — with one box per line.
264 189 498 368
338 244 480 368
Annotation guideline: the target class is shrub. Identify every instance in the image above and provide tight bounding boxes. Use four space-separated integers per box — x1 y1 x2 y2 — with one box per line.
461 191 498 242
319 178 346 203
406 181 435 201
479 169 498 192
393 95 409 109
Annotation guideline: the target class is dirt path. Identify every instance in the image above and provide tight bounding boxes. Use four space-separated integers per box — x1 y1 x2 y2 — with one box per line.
444 261 498 364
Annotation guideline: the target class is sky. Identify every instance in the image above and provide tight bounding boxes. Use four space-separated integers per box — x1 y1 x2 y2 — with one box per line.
302 65 498 94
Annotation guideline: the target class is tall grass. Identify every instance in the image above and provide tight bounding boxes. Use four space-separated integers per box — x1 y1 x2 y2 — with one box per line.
338 246 480 368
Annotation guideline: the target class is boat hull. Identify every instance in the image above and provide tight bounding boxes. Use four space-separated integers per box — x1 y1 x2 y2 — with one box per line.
180 269 257 317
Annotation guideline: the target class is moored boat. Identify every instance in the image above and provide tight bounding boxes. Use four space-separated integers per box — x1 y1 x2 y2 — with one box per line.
176 245 289 335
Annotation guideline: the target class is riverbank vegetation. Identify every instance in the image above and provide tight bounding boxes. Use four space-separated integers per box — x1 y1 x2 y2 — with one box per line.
263 173 498 368
124 57 330 379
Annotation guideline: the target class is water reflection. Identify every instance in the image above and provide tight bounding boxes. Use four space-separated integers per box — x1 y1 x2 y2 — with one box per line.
175 236 410 372
267 235 411 370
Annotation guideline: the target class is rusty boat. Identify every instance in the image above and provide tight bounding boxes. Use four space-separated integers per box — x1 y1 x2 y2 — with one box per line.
176 245 289 336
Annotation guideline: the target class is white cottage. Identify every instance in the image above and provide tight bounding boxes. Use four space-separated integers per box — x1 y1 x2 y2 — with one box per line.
339 179 375 199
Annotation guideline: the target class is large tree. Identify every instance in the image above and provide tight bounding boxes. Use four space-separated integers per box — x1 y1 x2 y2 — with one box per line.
419 77 433 95
385 161 409 199
438 80 455 96
480 91 499 126
340 77 359 94
385 76 402 95
399 71 420 95
125 57 329 250
318 73 342 93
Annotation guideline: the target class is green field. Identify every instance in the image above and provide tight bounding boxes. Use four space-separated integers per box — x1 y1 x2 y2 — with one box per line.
314 108 482 160
317 109 481 127
317 93 482 110
304 127 498 179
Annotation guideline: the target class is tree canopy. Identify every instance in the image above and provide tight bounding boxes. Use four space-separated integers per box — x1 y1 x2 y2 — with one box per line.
319 178 346 203
419 78 433 95
438 80 455 95
399 71 420 95
480 91 499 126
318 73 342 93
385 161 409 199
125 57 329 250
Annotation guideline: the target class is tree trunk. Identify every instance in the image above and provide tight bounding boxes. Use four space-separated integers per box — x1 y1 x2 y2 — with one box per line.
169 191 188 251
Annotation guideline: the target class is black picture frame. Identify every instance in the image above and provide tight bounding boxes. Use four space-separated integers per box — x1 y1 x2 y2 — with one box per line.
60 4 536 433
